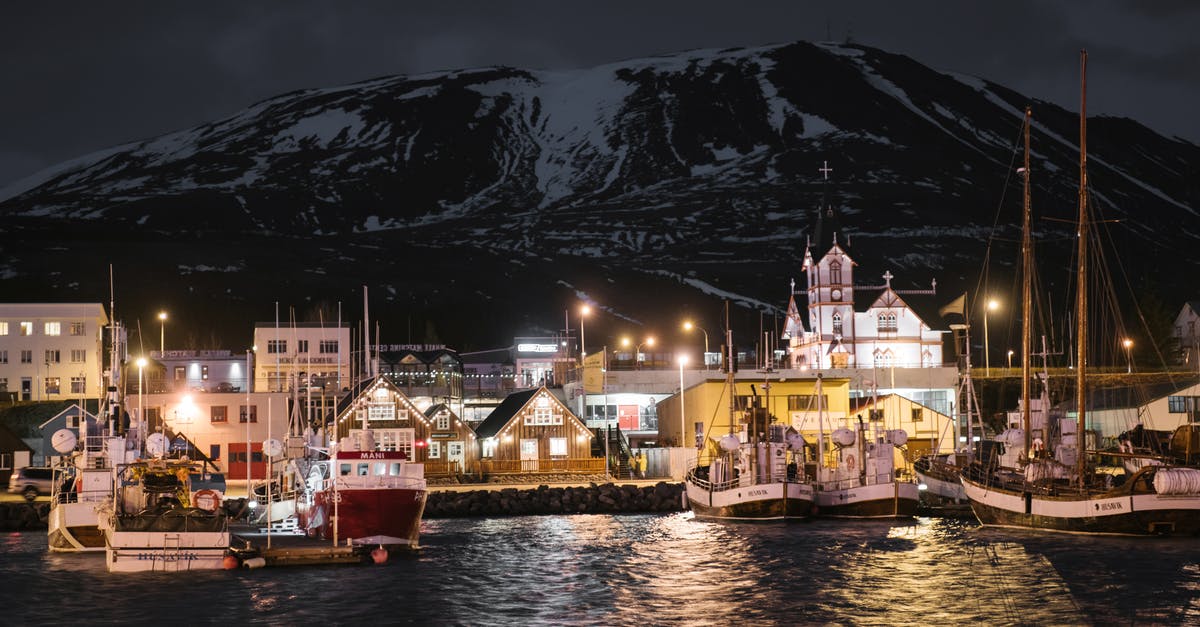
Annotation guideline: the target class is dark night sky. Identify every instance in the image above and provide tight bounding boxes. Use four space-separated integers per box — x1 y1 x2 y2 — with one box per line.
1 1 1197 190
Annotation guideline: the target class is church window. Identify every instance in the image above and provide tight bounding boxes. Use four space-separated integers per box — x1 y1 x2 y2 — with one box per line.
830 261 842 285
879 312 898 332
832 313 843 335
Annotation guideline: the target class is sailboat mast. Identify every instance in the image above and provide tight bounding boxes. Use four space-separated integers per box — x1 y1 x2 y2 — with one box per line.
1075 50 1090 484
1021 107 1033 455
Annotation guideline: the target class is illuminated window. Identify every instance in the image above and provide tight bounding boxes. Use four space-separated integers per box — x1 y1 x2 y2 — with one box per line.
45 377 60 395
0 322 8 335
44 322 61 336
375 429 415 458
69 322 85 336
211 406 228 423
549 437 567 456
19 322 33 336
201 365 209 380
482 438 497 458
70 377 85 394
368 402 395 421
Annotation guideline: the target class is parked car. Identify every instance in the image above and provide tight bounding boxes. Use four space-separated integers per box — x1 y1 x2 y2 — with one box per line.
8 466 54 501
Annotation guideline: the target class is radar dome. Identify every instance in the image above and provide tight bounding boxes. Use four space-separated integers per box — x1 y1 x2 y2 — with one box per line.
51 429 78 454
263 438 284 458
146 432 169 457
831 428 856 447
718 434 742 452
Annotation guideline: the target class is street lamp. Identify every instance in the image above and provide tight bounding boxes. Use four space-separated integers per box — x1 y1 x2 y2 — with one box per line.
158 311 168 355
682 320 709 368
1007 350 1014 370
983 299 999 375
579 304 591 364
136 357 147 434
1123 338 1133 373
620 336 655 369
677 354 688 448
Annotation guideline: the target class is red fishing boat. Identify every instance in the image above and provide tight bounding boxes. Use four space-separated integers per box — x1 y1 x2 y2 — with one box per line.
297 433 428 548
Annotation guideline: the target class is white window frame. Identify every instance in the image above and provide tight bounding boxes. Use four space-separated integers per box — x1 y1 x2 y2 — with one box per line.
428 442 441 459
44 322 61 336
436 412 450 430
549 437 567 457
367 402 395 422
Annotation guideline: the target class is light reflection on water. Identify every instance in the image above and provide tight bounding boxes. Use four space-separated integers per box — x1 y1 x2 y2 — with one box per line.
2 515 1199 625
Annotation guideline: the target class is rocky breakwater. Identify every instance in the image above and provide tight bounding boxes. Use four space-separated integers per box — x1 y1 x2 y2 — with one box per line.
0 502 49 530
425 482 686 518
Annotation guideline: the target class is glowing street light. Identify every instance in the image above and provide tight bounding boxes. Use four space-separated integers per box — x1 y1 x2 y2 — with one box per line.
136 357 147 434
579 304 591 364
983 299 999 375
1007 349 1014 370
621 336 656 369
1123 338 1133 373
158 311 168 355
677 354 688 448
682 320 709 368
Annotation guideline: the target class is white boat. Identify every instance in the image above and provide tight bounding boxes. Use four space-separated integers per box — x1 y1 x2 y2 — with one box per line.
811 376 919 518
684 322 815 521
960 58 1200 534
100 436 231 573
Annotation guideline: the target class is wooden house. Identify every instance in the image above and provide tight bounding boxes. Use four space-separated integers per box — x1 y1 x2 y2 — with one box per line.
849 393 956 464
473 386 603 475
422 403 479 477
331 375 439 464
0 422 34 485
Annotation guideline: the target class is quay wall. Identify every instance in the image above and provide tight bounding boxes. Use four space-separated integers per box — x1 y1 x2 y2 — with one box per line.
0 502 48 530
425 482 686 518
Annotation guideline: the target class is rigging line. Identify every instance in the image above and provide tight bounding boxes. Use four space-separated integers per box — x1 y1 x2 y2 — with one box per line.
972 118 1028 310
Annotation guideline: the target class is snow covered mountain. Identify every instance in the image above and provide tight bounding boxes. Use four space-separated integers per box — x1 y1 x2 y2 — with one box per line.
2 41 1197 350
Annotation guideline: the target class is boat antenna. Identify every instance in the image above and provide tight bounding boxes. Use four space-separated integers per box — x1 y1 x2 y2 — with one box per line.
724 301 736 437
1020 106 1033 458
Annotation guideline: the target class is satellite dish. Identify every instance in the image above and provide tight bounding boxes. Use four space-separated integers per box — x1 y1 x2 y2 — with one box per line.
718 434 741 453
52 429 78 454
263 438 284 458
146 432 169 457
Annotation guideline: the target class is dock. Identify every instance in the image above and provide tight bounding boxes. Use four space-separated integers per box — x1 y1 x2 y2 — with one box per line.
229 523 373 567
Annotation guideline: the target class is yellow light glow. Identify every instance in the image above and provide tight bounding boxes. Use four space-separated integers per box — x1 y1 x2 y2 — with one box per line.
581 304 591 316
1123 338 1133 349
987 299 999 311
136 357 147 368
158 311 168 321
678 354 689 365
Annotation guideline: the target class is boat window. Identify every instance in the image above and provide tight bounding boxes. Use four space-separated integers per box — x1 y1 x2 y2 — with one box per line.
340 463 352 476
390 463 402 476
374 462 387 476
357 463 369 476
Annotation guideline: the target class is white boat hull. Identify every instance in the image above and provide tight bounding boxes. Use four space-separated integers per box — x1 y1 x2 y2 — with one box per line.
48 501 106 553
815 481 920 518
686 479 814 521
105 530 231 572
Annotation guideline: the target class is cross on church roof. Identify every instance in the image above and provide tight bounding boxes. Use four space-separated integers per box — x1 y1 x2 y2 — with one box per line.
882 270 893 288
819 160 833 180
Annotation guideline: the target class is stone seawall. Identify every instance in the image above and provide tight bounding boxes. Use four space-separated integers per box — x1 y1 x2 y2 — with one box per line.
425 482 686 518
0 502 49 530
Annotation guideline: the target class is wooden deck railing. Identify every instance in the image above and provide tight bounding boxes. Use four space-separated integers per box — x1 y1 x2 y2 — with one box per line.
477 458 606 475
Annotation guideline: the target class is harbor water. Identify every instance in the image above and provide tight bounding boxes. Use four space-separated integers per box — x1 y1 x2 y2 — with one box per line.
3 513 1199 625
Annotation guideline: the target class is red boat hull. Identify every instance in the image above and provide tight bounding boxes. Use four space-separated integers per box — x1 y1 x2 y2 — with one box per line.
307 487 428 548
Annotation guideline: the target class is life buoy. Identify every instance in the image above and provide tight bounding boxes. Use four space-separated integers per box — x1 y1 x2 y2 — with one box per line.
846 454 857 471
193 489 222 512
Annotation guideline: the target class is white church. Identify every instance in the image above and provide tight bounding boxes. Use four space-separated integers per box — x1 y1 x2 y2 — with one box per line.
782 231 947 370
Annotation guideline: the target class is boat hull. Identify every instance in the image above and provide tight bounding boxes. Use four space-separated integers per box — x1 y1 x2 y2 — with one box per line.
48 502 106 552
105 530 231 572
686 480 814 521
815 481 920 518
961 474 1200 535
308 487 427 547
914 460 967 505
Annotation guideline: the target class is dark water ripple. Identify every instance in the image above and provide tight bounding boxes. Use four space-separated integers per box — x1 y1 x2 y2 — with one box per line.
2 515 1199 626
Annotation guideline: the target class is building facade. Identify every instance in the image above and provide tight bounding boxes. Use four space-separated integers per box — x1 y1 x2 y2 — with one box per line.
252 323 350 394
0 303 110 402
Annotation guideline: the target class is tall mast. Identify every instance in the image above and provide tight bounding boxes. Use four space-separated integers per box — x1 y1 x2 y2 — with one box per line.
1021 107 1033 456
1075 50 1089 484
724 302 735 437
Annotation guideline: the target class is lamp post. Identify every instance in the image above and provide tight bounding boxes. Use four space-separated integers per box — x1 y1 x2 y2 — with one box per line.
622 336 655 369
579 304 591 364
158 311 167 355
983 299 999 375
683 320 709 368
136 357 147 433
1123 338 1133 373
1007 350 1014 370
677 354 688 448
